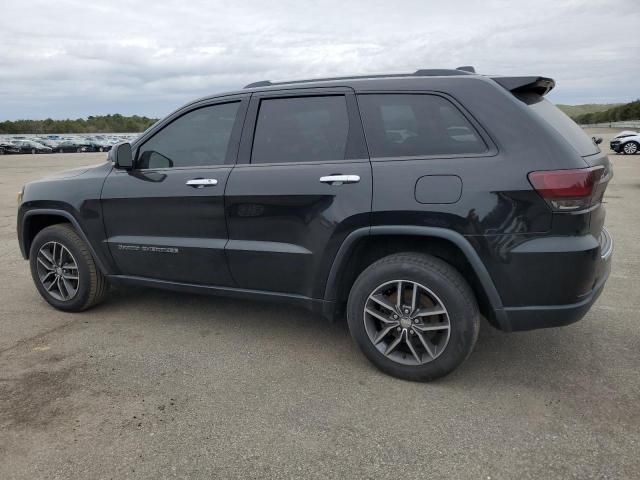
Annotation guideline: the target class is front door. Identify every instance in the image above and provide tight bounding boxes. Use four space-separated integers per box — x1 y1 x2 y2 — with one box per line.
101 96 248 285
224 89 372 299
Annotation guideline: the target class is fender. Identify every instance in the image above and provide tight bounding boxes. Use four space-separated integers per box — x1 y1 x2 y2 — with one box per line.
20 208 110 275
323 225 509 329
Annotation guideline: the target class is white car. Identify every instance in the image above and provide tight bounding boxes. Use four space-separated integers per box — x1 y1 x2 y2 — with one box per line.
610 130 640 155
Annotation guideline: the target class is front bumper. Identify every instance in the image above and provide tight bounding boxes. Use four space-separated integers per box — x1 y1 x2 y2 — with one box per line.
610 142 621 152
494 227 613 332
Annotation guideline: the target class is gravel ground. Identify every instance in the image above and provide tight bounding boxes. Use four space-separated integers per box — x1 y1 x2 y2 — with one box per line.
1 130 638 479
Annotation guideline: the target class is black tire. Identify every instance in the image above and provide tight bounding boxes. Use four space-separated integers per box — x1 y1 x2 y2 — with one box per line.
29 224 108 312
31 148 36 154
76 147 82 153
347 252 480 381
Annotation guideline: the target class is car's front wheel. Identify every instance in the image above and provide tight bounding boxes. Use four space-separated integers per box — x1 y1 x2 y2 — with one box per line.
347 252 480 381
29 224 108 311
623 142 639 155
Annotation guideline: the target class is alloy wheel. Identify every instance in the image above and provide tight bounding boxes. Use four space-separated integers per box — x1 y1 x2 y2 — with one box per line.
36 241 80 301
363 280 451 366
623 143 638 154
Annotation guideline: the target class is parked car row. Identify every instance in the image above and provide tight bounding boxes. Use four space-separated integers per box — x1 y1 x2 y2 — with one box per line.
0 134 138 155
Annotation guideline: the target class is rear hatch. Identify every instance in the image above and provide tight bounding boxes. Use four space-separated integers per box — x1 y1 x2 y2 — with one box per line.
493 76 611 241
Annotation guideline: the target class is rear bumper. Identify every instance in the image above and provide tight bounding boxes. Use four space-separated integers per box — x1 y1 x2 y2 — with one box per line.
494 227 613 332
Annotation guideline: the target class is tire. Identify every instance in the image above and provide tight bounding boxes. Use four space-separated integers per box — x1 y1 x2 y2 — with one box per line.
31 148 36 154
98 147 104 152
622 141 639 155
58 148 64 153
347 252 480 381
29 224 108 312
76 147 82 153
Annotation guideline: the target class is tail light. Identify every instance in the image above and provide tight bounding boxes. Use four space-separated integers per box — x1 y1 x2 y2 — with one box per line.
528 166 606 212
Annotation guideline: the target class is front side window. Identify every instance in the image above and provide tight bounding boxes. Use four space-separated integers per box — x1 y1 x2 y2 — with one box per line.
251 96 349 164
137 101 240 169
358 94 487 158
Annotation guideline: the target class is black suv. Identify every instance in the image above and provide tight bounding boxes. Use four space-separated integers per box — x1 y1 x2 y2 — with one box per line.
17 68 613 381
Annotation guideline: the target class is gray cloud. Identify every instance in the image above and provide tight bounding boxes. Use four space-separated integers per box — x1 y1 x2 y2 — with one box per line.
1 0 638 119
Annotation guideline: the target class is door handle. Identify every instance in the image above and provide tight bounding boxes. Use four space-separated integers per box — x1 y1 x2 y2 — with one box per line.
319 174 360 185
186 178 218 188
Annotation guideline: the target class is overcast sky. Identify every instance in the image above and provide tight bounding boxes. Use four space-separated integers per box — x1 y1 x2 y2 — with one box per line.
1 0 638 120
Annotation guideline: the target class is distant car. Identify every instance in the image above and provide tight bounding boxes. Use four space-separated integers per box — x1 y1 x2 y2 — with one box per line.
12 140 53 154
35 138 60 149
85 138 113 152
55 141 89 153
610 131 640 155
0 142 21 155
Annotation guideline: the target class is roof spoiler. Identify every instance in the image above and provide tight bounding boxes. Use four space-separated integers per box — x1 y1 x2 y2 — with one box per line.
492 76 555 96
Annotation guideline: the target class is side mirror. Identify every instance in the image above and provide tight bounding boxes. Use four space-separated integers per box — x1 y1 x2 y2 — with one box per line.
112 142 133 169
593 136 603 145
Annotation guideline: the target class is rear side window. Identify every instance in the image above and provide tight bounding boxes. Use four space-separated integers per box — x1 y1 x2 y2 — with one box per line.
137 101 240 169
358 94 487 158
518 94 599 157
252 96 349 164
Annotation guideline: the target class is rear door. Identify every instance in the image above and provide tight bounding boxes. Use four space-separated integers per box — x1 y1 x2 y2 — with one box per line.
101 95 248 285
224 88 372 298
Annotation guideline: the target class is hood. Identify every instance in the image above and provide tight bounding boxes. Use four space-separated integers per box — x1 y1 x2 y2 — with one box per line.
43 162 106 180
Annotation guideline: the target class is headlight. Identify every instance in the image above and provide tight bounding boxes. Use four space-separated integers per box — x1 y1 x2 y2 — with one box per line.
17 186 24 204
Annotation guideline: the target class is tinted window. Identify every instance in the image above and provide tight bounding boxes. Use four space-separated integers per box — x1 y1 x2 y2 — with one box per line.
358 94 487 158
137 102 240 169
252 96 349 164
518 94 599 157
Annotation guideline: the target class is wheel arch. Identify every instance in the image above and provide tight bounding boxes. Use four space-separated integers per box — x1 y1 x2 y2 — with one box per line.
324 226 508 329
20 209 109 274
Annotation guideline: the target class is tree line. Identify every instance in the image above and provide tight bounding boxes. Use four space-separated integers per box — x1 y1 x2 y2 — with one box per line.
0 114 158 134
572 100 640 125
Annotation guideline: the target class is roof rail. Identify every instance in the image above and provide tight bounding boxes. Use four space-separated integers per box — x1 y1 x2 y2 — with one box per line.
243 67 477 89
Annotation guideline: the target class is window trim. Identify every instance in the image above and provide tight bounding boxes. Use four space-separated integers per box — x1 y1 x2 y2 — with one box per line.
236 88 369 166
131 95 249 171
355 91 497 162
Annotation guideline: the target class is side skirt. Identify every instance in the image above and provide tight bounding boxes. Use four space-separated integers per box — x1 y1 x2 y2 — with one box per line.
106 274 335 320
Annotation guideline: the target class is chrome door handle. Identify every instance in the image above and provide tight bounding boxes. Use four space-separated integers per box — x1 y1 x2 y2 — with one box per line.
186 178 218 188
319 174 360 185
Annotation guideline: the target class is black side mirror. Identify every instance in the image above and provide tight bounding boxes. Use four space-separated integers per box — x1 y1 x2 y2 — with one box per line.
113 142 133 169
593 136 603 145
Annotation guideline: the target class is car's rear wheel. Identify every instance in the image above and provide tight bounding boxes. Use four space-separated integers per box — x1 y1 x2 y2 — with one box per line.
29 224 108 312
347 252 480 381
623 142 639 155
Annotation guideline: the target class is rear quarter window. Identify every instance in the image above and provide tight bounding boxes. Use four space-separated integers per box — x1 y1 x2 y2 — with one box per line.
517 94 599 157
357 94 487 158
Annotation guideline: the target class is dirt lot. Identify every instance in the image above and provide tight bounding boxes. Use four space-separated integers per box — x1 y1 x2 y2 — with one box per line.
1 129 639 479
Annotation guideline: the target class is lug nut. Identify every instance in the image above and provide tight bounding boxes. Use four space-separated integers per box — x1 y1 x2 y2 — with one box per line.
414 318 419 324
392 314 398 319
